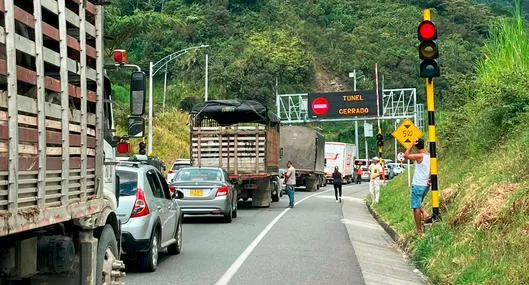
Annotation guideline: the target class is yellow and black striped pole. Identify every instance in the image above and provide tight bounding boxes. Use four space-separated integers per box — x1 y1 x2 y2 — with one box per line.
422 9 440 220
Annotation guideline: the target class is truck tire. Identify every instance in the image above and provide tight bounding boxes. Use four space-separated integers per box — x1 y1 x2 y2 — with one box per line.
167 218 182 255
272 181 280 202
305 178 317 192
96 225 122 285
139 229 159 272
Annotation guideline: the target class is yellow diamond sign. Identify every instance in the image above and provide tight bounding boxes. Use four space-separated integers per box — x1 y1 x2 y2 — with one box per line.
392 119 424 149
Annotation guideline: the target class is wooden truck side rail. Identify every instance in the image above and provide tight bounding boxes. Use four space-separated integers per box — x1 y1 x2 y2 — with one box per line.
0 0 103 237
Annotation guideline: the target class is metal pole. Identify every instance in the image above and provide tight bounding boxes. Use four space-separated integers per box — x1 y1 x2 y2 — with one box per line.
364 120 368 161
407 159 411 187
148 61 153 155
162 64 167 113
205 54 208 101
353 69 359 158
375 63 380 130
394 120 398 161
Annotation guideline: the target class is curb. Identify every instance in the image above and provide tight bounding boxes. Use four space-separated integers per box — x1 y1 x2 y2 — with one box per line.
366 202 400 242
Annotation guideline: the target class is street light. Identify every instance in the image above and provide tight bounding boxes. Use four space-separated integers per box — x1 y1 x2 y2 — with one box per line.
147 44 209 155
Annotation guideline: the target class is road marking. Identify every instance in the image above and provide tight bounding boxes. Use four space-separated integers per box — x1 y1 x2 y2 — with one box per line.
215 189 332 285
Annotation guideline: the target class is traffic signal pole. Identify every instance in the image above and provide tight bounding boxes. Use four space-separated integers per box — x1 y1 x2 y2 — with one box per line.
423 9 441 220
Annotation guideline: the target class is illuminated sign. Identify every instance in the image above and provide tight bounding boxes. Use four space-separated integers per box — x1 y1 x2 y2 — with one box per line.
308 91 381 119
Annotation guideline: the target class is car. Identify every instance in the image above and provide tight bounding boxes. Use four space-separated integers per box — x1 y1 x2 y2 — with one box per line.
387 163 404 176
361 166 370 181
167 158 191 183
170 167 238 222
384 164 395 180
116 163 184 272
279 168 287 194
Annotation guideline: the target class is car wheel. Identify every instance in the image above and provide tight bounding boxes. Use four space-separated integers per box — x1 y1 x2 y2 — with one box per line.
168 219 182 255
224 203 233 223
139 229 159 272
232 199 238 218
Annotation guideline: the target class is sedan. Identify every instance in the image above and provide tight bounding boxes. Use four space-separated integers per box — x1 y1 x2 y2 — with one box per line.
171 167 238 223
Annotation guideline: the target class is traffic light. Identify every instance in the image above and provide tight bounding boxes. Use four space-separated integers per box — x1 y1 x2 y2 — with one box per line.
418 20 440 78
377 133 384 147
139 141 146 155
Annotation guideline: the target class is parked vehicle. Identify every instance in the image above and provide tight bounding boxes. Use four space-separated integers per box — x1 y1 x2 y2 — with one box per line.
384 164 395 180
387 163 404 175
117 163 183 272
279 168 287 193
171 167 238 222
325 142 356 184
0 2 146 283
279 126 326 191
190 100 281 207
167 158 191 183
361 166 370 181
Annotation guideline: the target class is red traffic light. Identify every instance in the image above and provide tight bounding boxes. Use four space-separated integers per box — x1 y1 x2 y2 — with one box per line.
418 21 437 41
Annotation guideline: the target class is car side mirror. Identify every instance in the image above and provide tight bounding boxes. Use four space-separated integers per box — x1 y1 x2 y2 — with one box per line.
130 71 146 116
175 190 184 200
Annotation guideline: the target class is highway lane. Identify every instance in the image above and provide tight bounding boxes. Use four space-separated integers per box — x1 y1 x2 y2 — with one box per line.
125 184 366 285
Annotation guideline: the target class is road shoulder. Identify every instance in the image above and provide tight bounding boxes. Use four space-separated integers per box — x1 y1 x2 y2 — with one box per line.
342 185 426 285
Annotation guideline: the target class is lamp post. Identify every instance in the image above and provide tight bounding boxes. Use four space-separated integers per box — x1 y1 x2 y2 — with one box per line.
147 44 209 155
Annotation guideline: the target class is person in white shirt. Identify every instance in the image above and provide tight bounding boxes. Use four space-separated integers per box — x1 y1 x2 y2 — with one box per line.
368 157 383 204
284 161 296 208
404 138 431 234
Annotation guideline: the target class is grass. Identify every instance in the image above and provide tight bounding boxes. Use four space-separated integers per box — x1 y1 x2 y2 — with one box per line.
372 2 529 283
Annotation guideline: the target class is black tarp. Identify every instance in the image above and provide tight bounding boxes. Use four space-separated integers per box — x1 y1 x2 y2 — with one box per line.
191 100 280 126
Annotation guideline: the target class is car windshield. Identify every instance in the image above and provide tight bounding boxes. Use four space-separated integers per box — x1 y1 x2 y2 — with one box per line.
175 168 223 182
172 163 190 171
117 169 138 196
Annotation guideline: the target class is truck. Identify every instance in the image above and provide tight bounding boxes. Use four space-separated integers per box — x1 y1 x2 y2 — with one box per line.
190 100 281 207
279 126 325 191
0 1 146 284
325 142 356 184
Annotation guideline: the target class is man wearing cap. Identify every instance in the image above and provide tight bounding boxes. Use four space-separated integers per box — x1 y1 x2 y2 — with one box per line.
368 157 383 204
405 138 431 234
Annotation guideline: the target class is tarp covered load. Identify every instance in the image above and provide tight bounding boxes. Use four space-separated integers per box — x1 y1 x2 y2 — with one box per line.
191 100 280 126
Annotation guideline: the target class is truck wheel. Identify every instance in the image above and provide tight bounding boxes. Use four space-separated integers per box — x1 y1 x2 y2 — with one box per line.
139 229 159 272
96 225 123 285
167 219 182 255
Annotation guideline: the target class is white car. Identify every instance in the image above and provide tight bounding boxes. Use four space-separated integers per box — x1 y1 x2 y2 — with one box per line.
387 163 404 175
167 159 191 183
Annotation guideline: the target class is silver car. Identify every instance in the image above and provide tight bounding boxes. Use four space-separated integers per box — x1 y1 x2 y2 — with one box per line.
171 167 237 223
117 164 184 272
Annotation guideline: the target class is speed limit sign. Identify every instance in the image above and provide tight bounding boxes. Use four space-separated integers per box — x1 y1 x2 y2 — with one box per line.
397 152 405 162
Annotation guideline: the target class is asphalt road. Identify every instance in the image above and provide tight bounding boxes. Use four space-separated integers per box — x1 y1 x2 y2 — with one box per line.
125 183 369 285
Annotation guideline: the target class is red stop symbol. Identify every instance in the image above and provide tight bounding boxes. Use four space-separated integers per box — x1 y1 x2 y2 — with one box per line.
312 97 329 116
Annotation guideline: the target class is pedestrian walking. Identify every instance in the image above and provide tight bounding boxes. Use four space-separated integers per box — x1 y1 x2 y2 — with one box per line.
404 138 432 234
368 157 382 204
332 166 343 203
284 161 296 208
356 166 363 184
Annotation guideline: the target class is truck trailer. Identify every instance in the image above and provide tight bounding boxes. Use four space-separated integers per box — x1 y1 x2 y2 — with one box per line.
324 142 356 184
279 126 325 191
190 100 281 207
0 1 146 284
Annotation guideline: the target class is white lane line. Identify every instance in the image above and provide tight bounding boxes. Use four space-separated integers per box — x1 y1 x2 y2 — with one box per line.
215 189 332 285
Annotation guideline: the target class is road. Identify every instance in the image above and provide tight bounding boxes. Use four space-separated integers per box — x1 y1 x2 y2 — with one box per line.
124 182 422 285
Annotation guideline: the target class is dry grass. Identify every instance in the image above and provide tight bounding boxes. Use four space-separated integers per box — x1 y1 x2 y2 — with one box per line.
474 183 519 229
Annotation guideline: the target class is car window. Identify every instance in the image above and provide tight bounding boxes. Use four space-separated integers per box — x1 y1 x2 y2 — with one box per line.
147 170 164 198
172 164 190 171
157 172 172 199
175 168 223 182
117 169 137 196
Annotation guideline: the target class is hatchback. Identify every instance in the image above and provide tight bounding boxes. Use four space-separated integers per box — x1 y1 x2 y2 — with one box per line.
117 163 184 272
170 167 237 223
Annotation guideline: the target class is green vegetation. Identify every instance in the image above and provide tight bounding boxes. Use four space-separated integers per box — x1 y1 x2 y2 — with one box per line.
373 2 529 283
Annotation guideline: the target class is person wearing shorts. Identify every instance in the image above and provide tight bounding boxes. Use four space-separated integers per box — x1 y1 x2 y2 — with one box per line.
405 138 431 234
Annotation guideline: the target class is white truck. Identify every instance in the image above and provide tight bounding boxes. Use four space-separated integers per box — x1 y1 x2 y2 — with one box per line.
324 142 356 184
0 1 146 284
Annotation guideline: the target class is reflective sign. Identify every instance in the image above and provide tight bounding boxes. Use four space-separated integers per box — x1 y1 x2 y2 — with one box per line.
308 91 381 119
392 119 423 149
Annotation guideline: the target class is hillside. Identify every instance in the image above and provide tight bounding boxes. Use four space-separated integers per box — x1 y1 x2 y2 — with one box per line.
105 0 502 164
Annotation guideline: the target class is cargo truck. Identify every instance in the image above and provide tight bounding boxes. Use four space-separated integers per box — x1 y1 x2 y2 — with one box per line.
325 142 356 184
279 126 325 192
0 1 146 284
190 100 281 207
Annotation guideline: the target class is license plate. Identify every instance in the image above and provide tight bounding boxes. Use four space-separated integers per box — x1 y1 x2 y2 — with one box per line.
190 189 203 197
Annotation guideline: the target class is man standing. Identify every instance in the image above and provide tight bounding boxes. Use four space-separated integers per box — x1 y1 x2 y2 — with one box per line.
369 157 383 204
404 138 432 234
285 161 296 208
356 165 363 184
